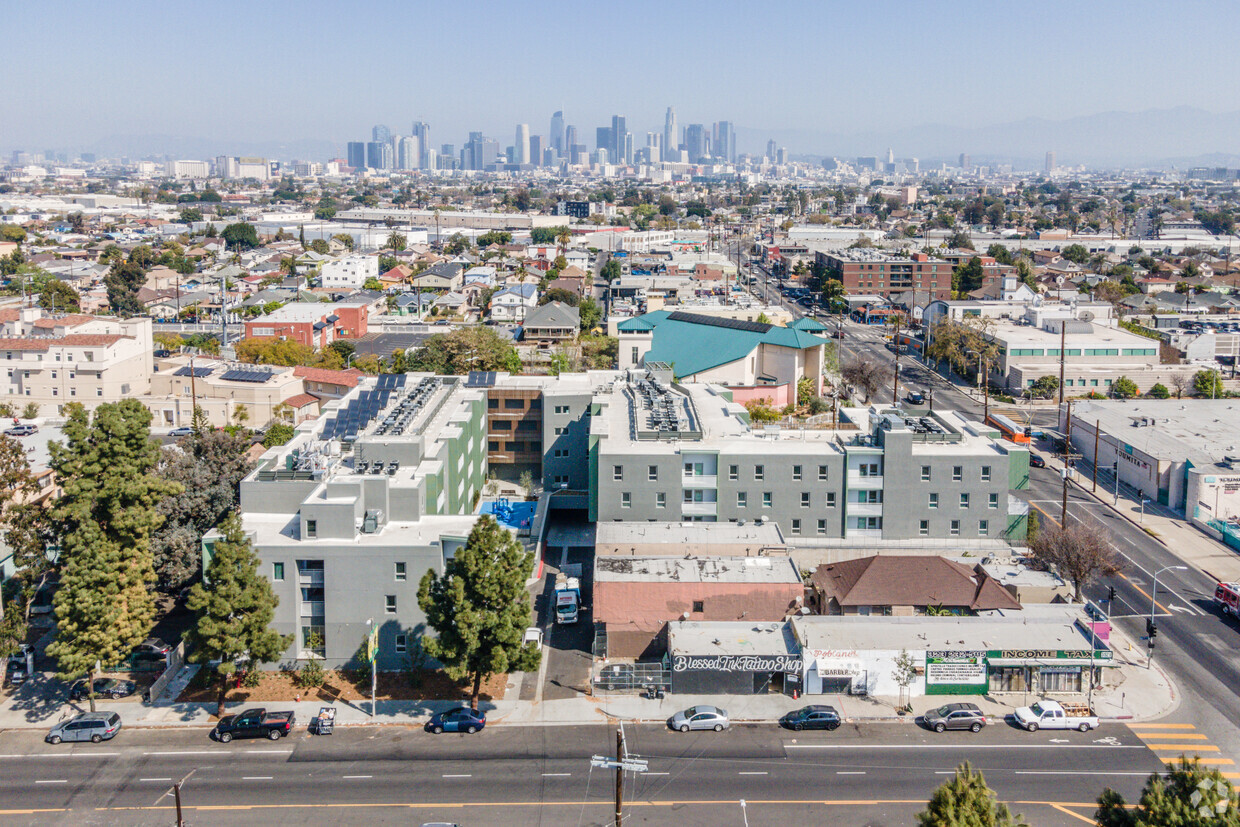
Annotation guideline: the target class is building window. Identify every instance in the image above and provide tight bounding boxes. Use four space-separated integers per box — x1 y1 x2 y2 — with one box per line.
826 492 836 507
960 493 970 508
272 562 285 581
305 519 317 539
554 405 570 414
488 398 499 409
504 398 525 409
493 421 512 430
395 562 407 582
979 520 989 536
613 465 623 481
554 427 564 435
928 493 938 509
791 519 801 535
981 466 991 482
656 492 666 508
621 492 631 508
817 519 827 535
792 465 802 481
395 634 408 654
818 465 828 481
952 466 962 481
385 595 397 614
631 347 639 364
763 492 772 508
989 493 999 509
737 491 747 507
648 465 658 481
919 520 929 536
921 465 931 481
950 520 960 536
728 465 738 481
692 600 704 613
754 464 764 480
488 441 500 451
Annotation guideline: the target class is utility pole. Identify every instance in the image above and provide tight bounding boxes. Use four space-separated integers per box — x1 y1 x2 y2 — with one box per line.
1091 420 1100 492
1057 318 1066 406
1061 400 1073 525
614 727 625 827
892 315 901 404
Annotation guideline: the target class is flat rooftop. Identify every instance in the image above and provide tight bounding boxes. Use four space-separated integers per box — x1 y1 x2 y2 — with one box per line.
1069 398 1240 466
988 319 1155 350
595 521 787 547
668 621 800 657
595 555 801 584
791 612 1102 654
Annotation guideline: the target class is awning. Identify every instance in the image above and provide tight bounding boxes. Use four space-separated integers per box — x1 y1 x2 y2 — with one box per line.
987 658 1117 668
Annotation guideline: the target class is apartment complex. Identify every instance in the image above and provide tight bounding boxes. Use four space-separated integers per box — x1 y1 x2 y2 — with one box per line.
319 255 379 289
0 308 153 413
814 249 957 301
243 302 369 350
146 356 316 428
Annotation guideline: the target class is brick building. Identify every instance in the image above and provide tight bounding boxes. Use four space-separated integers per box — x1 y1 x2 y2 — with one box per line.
243 302 369 350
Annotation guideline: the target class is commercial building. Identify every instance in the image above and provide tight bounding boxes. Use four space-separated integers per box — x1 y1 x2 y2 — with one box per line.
319 255 379 289
814 249 957 301
243 302 369 350
0 308 153 413
231 373 492 669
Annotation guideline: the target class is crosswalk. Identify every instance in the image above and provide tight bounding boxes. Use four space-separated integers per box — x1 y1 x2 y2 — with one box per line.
1129 722 1238 777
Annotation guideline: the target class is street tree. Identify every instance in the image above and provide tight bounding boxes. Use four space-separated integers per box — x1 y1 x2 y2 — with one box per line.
1096 756 1240 827
221 222 259 251
918 762 1028 827
417 515 540 708
1111 376 1139 399
1028 524 1123 602
0 436 46 638
152 428 254 592
599 259 622 282
841 356 890 404
407 326 522 375
46 401 181 711
1030 375 1060 399
1194 369 1225 398
185 513 291 716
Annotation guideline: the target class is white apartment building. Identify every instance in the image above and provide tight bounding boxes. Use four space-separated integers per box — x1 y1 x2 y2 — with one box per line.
0 309 153 414
166 160 210 179
319 254 380 289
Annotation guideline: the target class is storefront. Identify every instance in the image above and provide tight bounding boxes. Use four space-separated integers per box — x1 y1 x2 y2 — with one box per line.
802 648 875 695
667 621 802 695
925 651 988 696
986 649 1114 695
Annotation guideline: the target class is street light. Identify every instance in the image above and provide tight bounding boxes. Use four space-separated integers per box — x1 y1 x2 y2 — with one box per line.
365 617 377 718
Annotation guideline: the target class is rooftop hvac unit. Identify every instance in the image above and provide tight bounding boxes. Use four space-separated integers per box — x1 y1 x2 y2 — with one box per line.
361 509 384 534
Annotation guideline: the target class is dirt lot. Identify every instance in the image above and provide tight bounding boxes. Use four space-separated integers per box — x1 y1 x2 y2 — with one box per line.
178 668 507 705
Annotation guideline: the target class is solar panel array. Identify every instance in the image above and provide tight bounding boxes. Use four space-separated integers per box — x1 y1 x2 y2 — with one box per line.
665 311 772 334
373 376 439 437
221 368 275 383
320 373 408 441
466 371 497 388
174 366 213 378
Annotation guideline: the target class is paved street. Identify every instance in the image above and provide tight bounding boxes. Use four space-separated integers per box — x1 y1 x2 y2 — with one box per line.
0 722 1165 826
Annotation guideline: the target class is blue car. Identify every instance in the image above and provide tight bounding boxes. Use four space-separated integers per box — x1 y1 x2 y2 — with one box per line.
427 707 486 734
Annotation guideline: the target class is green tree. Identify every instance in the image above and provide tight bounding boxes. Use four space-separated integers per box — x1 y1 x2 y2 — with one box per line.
953 257 986 295
0 226 27 246
407 327 522 375
105 259 146 316
918 762 1028 826
1111 376 1139 399
947 228 975 250
1026 510 1039 545
221 222 259 251
417 515 540 708
1096 756 1240 827
179 208 203 224
38 279 80 313
578 297 603 332
185 513 292 715
531 226 568 245
755 312 772 324
1030 375 1060 399
1061 243 1089 265
262 422 295 447
332 233 354 252
1194 369 1225 398
477 230 513 247
600 259 622 282
539 288 580 307
46 401 182 711
308 238 330 254
1146 382 1170 399
797 376 815 407
444 233 470 255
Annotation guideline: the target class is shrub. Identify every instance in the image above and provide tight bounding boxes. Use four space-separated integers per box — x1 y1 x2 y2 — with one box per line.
241 669 262 688
296 658 326 688
1145 383 1170 399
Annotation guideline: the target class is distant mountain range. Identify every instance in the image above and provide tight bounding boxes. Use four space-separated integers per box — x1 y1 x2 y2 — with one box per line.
50 107 1240 172
742 107 1240 170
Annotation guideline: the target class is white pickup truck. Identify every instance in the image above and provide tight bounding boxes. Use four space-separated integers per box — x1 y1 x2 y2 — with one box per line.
1014 700 1100 732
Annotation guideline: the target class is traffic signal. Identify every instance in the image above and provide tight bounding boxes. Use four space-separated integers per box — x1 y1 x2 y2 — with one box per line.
1108 586 1117 603
1024 427 1033 438
1146 618 1158 639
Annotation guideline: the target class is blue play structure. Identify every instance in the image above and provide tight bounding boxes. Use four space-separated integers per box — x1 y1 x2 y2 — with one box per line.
480 497 536 530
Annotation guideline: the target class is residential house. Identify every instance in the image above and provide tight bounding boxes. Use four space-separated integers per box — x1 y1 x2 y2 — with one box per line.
409 262 463 292
489 284 538 323
808 555 1022 616
522 301 579 342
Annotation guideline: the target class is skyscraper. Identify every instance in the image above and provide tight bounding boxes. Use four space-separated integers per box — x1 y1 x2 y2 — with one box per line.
397 136 420 170
712 121 735 163
529 135 543 167
550 111 565 152
886 147 895 165
685 124 708 163
766 139 777 161
959 153 971 171
347 142 366 170
611 115 630 163
411 121 431 168
372 124 391 143
664 107 678 153
366 141 392 170
596 126 612 154
565 125 577 153
515 124 530 165
1045 151 1055 174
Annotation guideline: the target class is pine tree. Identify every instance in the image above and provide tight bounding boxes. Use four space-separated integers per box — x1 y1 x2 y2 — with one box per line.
417 515 540 708
1096 756 1240 827
918 762 1028 827
185 513 291 715
46 401 182 711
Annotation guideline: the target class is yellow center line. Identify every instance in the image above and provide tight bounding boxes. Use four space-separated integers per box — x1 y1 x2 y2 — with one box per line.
1051 803 1101 824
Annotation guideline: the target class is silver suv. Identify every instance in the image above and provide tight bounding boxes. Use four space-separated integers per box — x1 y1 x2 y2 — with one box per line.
47 712 122 744
922 703 986 733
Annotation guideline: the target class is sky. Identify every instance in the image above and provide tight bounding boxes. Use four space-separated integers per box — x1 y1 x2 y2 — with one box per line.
5 0 1240 161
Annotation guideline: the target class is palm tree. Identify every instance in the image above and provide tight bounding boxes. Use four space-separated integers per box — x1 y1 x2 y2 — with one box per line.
556 226 571 258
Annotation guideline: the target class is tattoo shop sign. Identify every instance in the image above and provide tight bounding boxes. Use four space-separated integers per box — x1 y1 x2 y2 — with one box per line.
673 654 802 673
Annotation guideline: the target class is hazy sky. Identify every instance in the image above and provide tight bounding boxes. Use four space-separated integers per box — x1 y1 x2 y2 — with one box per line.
5 0 1240 157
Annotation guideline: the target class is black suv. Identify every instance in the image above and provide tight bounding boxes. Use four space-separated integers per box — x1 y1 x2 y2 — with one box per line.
922 702 987 733
779 704 841 731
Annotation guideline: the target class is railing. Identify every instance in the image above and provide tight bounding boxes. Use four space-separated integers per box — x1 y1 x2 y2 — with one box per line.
143 640 186 704
592 661 671 695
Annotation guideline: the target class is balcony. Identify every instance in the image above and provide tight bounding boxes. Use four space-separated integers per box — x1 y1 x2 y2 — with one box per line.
849 502 884 517
681 501 718 517
299 601 325 619
682 474 718 488
298 571 324 587
846 472 884 488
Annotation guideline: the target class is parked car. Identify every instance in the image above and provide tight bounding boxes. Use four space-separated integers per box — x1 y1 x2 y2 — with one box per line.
47 712 122 744
133 638 173 656
4 425 37 437
213 708 296 742
4 658 29 688
168 427 194 438
922 702 987 733
779 705 841 731
69 678 137 701
427 707 486 734
1029 454 1046 468
669 705 729 733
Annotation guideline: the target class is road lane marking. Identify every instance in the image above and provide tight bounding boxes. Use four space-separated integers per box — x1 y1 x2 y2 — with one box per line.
242 776 273 780
1163 757 1234 765
0 753 119 758
1128 723 1197 729
245 749 292 754
1148 744 1220 751
1135 733 1207 740
144 751 220 756
738 771 768 775
140 778 172 782
35 780 67 784
645 772 670 776
541 773 572 777
1014 771 1159 776
442 774 472 778
342 775 372 779
784 744 1144 750
836 771 866 775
